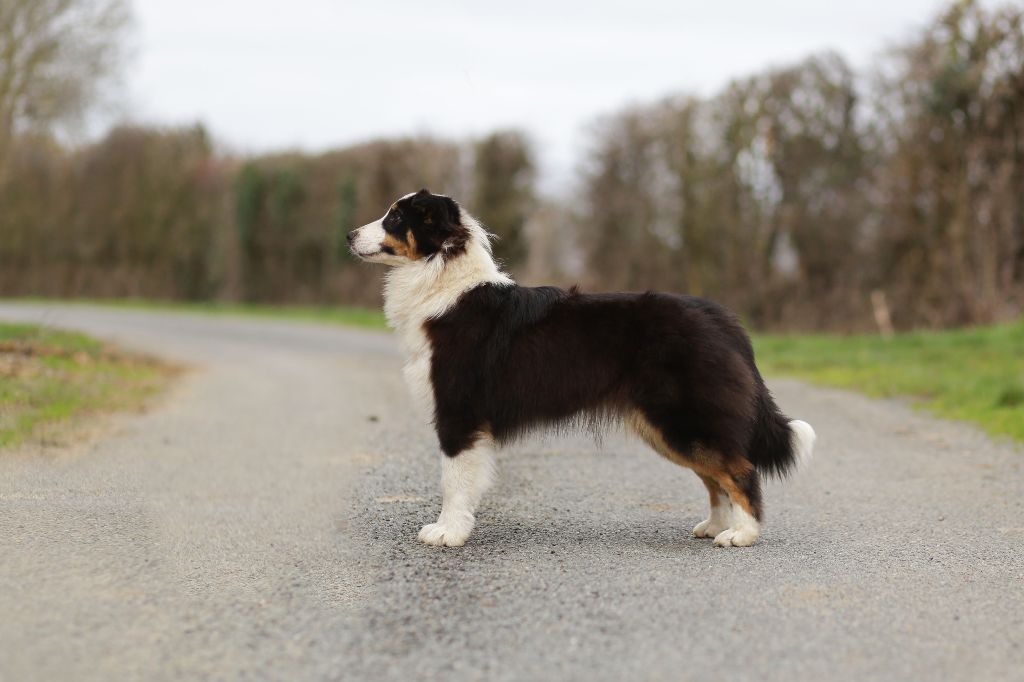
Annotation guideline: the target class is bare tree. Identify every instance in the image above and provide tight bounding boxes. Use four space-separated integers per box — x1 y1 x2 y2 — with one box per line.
0 0 130 160
870 0 1024 327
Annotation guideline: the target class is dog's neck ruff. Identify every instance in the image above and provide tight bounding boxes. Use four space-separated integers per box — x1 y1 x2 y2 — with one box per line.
383 216 512 350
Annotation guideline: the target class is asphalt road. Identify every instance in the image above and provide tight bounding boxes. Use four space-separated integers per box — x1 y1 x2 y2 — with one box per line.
0 303 1021 682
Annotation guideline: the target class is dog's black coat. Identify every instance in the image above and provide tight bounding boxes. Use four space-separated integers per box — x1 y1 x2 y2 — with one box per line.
426 283 798 494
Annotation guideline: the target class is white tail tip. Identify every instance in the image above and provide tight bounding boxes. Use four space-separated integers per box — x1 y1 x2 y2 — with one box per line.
789 420 816 470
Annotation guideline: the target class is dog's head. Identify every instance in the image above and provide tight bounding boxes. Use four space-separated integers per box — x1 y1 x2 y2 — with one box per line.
347 189 469 266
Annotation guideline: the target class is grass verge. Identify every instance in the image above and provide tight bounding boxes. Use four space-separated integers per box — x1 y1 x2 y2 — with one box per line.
753 320 1024 442
0 322 177 451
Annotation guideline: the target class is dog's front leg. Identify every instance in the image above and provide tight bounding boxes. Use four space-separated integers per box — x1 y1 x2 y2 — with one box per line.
418 437 496 547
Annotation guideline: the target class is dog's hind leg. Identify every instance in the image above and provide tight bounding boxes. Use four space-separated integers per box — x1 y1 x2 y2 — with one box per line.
418 435 496 547
692 475 732 539
707 461 762 548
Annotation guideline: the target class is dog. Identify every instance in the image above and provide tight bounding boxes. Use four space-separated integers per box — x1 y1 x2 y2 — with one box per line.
348 189 816 548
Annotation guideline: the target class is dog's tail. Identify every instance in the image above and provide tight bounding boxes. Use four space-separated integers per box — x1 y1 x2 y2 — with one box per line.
747 387 816 479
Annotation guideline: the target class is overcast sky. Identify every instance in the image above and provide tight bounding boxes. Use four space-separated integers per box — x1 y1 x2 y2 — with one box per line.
125 0 968 194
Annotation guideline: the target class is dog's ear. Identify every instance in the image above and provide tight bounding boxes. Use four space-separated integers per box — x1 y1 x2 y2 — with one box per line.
408 190 466 256
410 189 459 227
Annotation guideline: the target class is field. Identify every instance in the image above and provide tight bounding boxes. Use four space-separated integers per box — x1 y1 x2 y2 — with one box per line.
0 323 176 449
754 320 1024 442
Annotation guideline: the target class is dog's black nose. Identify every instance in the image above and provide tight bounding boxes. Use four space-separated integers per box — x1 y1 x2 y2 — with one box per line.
346 231 355 245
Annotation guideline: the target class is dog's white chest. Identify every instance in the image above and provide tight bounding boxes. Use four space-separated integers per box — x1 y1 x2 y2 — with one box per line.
398 324 436 420
381 241 513 425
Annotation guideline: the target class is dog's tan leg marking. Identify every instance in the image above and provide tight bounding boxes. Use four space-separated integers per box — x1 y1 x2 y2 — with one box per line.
628 411 760 547
709 463 760 547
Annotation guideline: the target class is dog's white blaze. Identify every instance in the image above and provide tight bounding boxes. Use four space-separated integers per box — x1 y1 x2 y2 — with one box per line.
351 217 386 254
384 213 512 418
418 437 497 547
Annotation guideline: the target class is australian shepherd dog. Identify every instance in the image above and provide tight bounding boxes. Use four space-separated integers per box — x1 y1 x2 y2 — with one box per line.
348 189 816 549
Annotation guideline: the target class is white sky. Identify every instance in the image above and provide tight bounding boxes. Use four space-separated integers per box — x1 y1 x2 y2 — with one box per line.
124 0 967 194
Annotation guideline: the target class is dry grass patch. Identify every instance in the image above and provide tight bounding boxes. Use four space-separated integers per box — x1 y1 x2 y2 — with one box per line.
0 323 178 450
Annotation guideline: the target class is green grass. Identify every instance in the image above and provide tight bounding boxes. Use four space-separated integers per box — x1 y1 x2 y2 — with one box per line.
15 297 390 330
753 320 1024 442
0 323 176 450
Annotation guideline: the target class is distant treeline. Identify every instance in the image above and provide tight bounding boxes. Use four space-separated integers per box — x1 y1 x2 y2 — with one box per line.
0 127 535 308
1 0 1022 331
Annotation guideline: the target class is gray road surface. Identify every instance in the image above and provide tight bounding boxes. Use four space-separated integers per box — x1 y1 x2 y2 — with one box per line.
0 303 1021 681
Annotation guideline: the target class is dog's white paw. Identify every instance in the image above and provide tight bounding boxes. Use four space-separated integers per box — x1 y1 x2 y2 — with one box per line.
693 517 730 538
418 518 473 547
712 526 759 547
